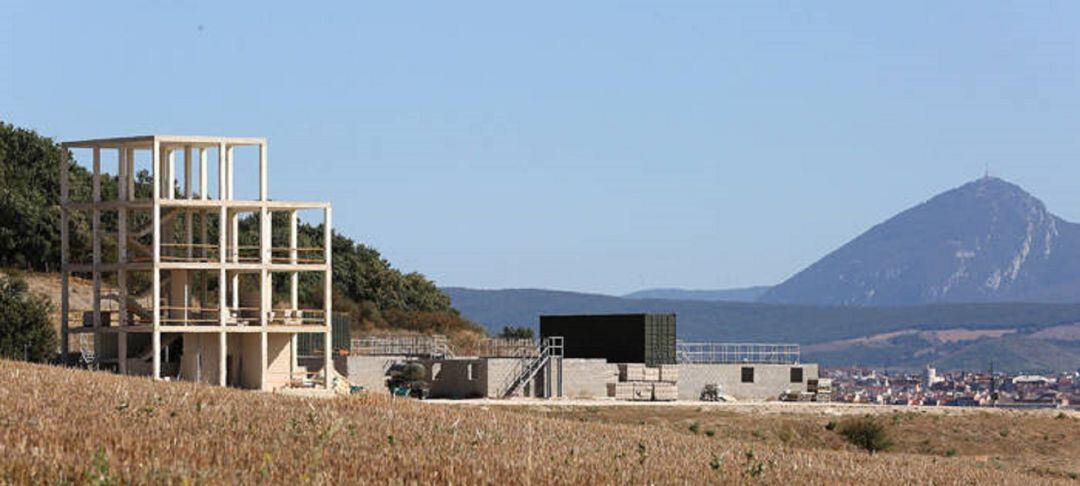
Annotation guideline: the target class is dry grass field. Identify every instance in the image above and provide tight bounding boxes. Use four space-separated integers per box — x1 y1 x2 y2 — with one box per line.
1 360 1077 484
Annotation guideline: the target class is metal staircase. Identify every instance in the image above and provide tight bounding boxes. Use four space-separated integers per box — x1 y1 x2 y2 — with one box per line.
501 336 563 398
78 334 97 370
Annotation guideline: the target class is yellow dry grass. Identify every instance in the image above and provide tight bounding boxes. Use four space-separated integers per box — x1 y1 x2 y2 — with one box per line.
0 360 1075 484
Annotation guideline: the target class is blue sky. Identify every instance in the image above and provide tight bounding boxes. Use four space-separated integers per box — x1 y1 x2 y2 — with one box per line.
4 1 1080 295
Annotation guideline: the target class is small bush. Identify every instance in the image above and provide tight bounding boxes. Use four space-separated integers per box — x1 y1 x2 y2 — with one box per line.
836 417 892 454
688 422 700 434
0 274 55 362
945 448 958 457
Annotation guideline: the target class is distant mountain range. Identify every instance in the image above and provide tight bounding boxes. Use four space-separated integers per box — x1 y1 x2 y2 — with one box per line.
444 177 1080 372
622 286 770 302
762 177 1080 305
444 287 1080 372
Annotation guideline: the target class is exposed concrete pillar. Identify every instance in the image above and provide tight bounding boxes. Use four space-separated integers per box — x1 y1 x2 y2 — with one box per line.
152 138 162 380
324 206 333 390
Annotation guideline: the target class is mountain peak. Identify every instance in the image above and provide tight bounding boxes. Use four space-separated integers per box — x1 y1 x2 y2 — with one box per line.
760 178 1080 306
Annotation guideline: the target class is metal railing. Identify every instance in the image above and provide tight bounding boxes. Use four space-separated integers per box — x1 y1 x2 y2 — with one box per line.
501 336 562 398
476 338 539 358
350 335 454 358
676 341 800 364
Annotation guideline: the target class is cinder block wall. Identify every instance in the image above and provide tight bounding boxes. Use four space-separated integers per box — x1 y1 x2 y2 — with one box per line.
560 359 618 399
346 355 408 394
423 359 485 399
678 363 818 401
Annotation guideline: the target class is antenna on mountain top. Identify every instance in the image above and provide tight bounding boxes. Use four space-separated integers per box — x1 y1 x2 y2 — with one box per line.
983 164 990 180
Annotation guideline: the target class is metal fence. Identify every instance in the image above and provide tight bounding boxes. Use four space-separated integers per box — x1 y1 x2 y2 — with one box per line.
675 342 800 364
296 312 351 357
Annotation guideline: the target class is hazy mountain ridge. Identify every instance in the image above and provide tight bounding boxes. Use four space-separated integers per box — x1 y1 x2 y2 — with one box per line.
761 177 1080 305
444 287 1080 371
623 286 771 302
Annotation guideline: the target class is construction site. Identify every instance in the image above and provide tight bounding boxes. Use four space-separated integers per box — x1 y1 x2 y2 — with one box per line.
349 313 829 402
59 135 335 391
58 135 822 402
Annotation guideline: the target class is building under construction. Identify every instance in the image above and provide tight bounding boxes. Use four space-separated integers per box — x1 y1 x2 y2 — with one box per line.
348 314 825 401
59 135 334 390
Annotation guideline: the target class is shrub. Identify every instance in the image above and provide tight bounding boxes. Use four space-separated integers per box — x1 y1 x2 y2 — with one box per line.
0 274 56 362
836 417 892 454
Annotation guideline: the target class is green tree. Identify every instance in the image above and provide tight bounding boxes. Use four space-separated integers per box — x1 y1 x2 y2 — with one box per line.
0 273 56 362
497 325 534 340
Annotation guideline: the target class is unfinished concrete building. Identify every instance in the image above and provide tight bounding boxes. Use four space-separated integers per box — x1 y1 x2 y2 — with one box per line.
348 314 823 401
59 135 333 390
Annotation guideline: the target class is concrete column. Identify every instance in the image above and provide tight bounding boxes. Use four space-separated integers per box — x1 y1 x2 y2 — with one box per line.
91 147 101 354
289 210 299 381
117 147 128 376
323 206 333 390
184 146 193 261
118 331 127 375
199 147 208 201
126 148 135 201
260 331 268 390
259 142 267 201
59 144 69 364
152 138 162 380
219 331 227 386
226 146 234 200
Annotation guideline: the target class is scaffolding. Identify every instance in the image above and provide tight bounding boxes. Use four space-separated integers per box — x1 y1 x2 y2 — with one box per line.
676 342 800 364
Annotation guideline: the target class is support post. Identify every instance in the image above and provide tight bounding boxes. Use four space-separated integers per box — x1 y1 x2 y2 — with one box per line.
199 147 208 201
323 206 333 389
91 147 102 353
152 138 162 380
219 331 227 386
289 210 299 381
117 147 128 376
259 141 267 201
59 144 69 364
185 146 193 262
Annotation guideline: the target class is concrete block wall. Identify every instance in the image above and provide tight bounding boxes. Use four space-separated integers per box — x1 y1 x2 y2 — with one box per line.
424 358 485 399
560 359 618 399
678 363 819 401
346 355 407 394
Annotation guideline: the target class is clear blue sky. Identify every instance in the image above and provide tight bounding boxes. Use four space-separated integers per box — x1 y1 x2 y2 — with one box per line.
4 1 1080 295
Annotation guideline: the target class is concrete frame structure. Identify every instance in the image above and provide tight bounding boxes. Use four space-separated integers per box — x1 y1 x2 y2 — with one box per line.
59 135 333 390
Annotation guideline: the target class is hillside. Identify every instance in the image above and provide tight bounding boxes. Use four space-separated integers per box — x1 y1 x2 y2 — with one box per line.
445 287 1080 372
623 286 771 302
0 122 482 347
2 360 1077 483
762 177 1080 306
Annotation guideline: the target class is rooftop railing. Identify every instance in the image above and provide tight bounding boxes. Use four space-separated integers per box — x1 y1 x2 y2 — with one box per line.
676 341 800 364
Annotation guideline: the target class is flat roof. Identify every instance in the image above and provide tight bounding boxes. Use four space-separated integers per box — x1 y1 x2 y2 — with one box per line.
61 135 265 149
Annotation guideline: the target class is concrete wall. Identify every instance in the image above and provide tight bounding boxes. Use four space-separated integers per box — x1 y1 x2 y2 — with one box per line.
678 363 819 401
264 333 294 390
346 355 407 394
424 358 485 399
179 334 223 385
227 334 264 390
559 359 618 399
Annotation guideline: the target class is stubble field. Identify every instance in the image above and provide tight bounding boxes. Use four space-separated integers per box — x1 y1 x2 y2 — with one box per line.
1 360 1076 484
